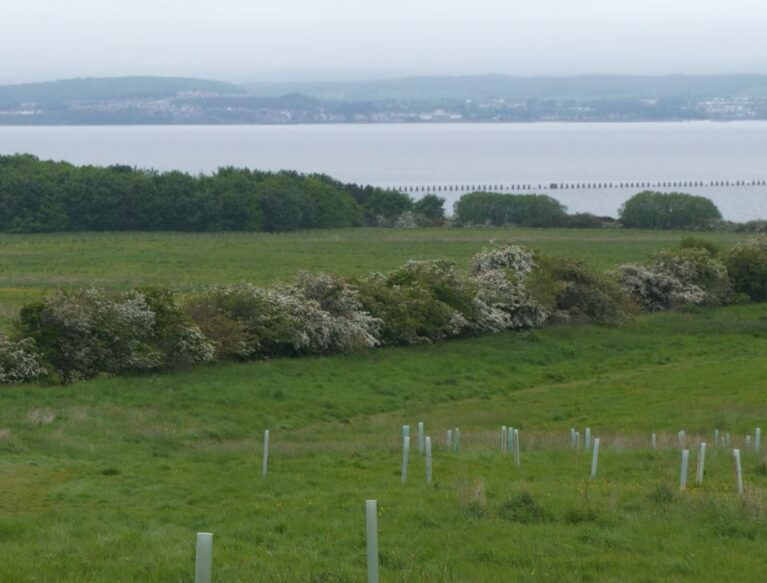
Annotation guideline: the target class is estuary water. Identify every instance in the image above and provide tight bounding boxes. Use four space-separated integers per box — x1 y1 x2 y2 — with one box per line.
1 122 765 220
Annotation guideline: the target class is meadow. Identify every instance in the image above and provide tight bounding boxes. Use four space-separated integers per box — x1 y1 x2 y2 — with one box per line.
0 227 749 331
1 227 766 582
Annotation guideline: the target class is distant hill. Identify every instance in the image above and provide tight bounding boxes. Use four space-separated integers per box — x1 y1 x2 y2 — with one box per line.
0 76 245 105
244 74 767 102
2 74 767 124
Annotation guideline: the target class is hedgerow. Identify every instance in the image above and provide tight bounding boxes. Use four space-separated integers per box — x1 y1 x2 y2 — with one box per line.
4 241 764 385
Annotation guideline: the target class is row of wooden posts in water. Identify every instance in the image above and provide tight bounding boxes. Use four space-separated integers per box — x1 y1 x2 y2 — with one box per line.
192 424 762 583
396 178 767 193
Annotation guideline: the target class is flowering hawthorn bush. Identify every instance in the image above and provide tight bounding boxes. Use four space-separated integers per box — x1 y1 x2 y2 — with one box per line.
726 236 767 301
0 334 46 383
17 288 212 382
616 248 731 312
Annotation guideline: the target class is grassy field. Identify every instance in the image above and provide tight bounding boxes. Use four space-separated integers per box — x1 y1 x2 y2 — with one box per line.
0 228 749 329
1 228 766 581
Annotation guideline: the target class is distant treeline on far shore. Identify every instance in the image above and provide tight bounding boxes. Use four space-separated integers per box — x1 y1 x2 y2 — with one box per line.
1 154 765 233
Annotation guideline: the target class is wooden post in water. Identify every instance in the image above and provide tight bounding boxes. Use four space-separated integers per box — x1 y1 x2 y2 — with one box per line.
734 449 744 496
366 500 379 583
195 532 213 583
425 437 433 484
262 430 270 478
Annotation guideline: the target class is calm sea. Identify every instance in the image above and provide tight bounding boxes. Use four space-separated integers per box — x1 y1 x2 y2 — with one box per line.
1 122 765 221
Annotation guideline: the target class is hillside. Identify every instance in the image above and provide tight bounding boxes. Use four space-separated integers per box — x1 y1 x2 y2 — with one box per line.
244 74 767 102
0 76 245 105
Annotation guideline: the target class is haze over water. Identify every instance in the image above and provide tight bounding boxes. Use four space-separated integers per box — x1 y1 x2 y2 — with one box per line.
1 121 765 221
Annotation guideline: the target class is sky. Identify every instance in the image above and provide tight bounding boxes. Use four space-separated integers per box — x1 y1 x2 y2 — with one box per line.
3 0 767 84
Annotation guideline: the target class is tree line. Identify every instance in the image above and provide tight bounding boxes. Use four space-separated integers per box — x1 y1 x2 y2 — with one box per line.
0 155 444 233
0 154 735 233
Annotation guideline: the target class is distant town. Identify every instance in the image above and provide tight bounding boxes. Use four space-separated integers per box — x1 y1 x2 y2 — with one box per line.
2 75 767 124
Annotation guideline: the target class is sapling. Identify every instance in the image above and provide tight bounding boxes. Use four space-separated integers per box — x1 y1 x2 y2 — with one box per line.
366 500 379 583
425 436 433 484
195 532 213 583
262 429 270 478
696 442 706 486
734 449 744 496
401 436 409 483
590 438 601 479
680 449 689 491
454 428 460 452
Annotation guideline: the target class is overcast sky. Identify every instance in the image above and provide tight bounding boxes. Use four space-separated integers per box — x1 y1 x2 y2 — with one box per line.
3 0 766 84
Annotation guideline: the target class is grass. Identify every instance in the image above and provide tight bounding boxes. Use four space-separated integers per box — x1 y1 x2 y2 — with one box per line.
0 227 749 331
1 303 767 581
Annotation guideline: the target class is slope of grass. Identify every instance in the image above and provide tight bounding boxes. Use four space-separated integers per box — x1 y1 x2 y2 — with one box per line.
1 304 766 581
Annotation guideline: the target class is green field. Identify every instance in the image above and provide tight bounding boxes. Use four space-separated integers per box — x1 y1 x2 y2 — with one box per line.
1 228 766 581
0 228 748 331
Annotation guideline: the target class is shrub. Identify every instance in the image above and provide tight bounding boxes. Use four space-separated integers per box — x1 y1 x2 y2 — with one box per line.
615 249 731 312
185 284 310 359
499 492 548 523
187 275 380 358
291 272 381 352
0 334 46 383
650 249 732 307
387 260 477 324
393 211 418 229
619 191 722 230
139 288 215 368
735 220 767 234
413 194 446 225
454 192 566 227
354 260 478 343
472 269 549 332
551 213 605 229
355 274 464 344
468 244 548 331
678 236 721 256
17 289 162 382
725 236 767 301
532 255 637 324
615 264 705 312
17 288 212 382
469 244 537 277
